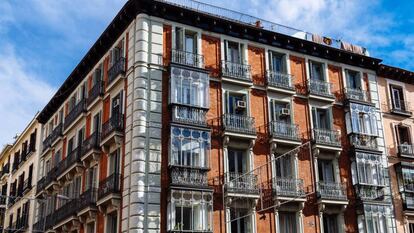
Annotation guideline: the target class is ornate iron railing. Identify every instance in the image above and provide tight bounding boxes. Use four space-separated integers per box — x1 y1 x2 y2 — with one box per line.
221 60 251 81
54 198 79 224
269 121 300 141
107 57 126 86
350 134 378 150
171 105 207 126
79 188 98 209
355 184 385 201
64 99 86 130
87 81 104 106
171 49 204 68
101 114 124 141
317 181 347 200
50 123 63 145
273 177 305 197
170 167 208 187
266 70 295 90
222 114 256 135
23 178 32 193
344 87 370 103
56 147 82 178
36 177 46 194
308 79 333 97
81 131 101 156
225 172 259 195
98 173 121 199
399 144 414 158
390 99 412 116
313 128 341 146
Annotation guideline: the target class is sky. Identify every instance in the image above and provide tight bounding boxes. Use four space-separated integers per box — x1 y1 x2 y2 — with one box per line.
0 0 413 144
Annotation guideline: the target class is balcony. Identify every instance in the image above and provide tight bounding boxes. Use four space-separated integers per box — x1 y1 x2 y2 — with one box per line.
44 167 58 191
269 121 301 145
222 114 256 137
266 70 295 93
354 184 385 201
273 177 305 199
389 99 412 117
350 134 378 151
101 114 124 151
97 173 121 212
402 193 414 210
49 123 63 147
87 81 104 108
307 79 334 101
398 144 414 158
171 104 207 126
1 163 9 180
22 178 32 194
313 128 341 148
107 57 126 90
64 99 86 131
225 172 260 197
12 160 19 172
344 87 371 104
53 199 79 228
78 188 98 219
170 167 209 188
36 177 46 195
221 60 252 84
56 147 83 181
81 131 101 167
317 181 347 201
171 49 204 68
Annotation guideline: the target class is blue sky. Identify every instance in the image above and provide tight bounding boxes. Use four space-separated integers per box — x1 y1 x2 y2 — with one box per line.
0 0 413 144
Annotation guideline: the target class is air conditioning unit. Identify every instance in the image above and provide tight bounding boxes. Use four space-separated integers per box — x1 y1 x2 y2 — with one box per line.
236 100 247 109
280 108 290 116
113 99 120 107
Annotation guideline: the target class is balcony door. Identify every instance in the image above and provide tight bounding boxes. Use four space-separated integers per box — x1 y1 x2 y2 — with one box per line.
77 127 85 149
346 70 361 89
397 125 411 145
225 41 243 64
93 112 101 134
318 159 335 183
109 149 120 176
309 61 325 81
323 214 339 233
269 51 286 74
279 212 297 233
86 166 98 190
274 155 293 179
312 107 332 130
226 93 247 116
228 150 248 175
111 92 123 120
390 85 405 110
175 27 197 53
230 209 252 233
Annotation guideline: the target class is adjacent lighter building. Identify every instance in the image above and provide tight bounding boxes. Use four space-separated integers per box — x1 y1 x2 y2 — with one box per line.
1 1 414 233
1 116 40 233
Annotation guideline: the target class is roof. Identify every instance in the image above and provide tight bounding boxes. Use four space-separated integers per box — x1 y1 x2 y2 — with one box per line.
38 0 383 124
378 64 414 84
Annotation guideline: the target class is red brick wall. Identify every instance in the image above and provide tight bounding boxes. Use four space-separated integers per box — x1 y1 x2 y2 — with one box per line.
290 55 307 95
202 35 221 78
248 46 266 86
328 65 344 100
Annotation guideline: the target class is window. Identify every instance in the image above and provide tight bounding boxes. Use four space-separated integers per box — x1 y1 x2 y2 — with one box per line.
175 27 198 54
396 125 411 145
109 149 120 175
106 212 118 233
86 166 98 190
269 51 286 73
364 209 388 233
170 127 210 168
274 154 293 178
355 153 384 186
225 92 247 116
170 66 209 108
68 95 77 112
78 127 85 148
309 61 325 81
390 85 405 110
92 112 101 134
86 222 96 233
225 41 244 64
318 159 335 183
53 150 61 167
346 69 362 89
312 107 332 130
111 92 123 118
92 64 103 87
323 214 339 233
348 103 378 136
230 209 252 233
67 137 74 154
228 150 248 174
168 190 212 232
270 100 291 123
401 166 414 191
279 212 297 233
110 42 123 66
409 223 414 233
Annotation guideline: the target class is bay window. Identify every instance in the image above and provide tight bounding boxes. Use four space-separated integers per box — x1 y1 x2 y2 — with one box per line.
360 205 396 233
348 103 378 135
400 165 414 191
353 152 385 186
170 127 210 169
167 189 213 232
170 66 209 108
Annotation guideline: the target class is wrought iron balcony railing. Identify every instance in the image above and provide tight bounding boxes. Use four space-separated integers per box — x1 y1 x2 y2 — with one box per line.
308 79 334 98
313 128 341 146
269 121 300 141
56 147 82 178
273 177 305 197
44 167 58 188
1 163 9 176
222 114 256 135
317 181 347 200
225 172 259 195
170 167 208 187
42 134 52 152
23 178 32 193
87 81 104 106
81 131 101 157
344 87 370 103
36 177 46 194
266 70 295 90
50 123 63 145
350 134 378 151
107 57 126 87
171 49 204 68
98 173 121 200
79 188 98 209
390 99 412 116
221 60 251 82
355 184 385 201
101 114 124 142
54 198 79 225
64 99 86 130
171 105 207 126
399 144 414 158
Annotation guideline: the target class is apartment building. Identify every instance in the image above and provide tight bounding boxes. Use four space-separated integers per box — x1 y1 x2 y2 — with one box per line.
0 117 40 233
0 1 407 233
377 65 414 233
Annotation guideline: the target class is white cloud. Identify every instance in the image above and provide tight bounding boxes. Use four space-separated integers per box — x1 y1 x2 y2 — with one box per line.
0 44 55 144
